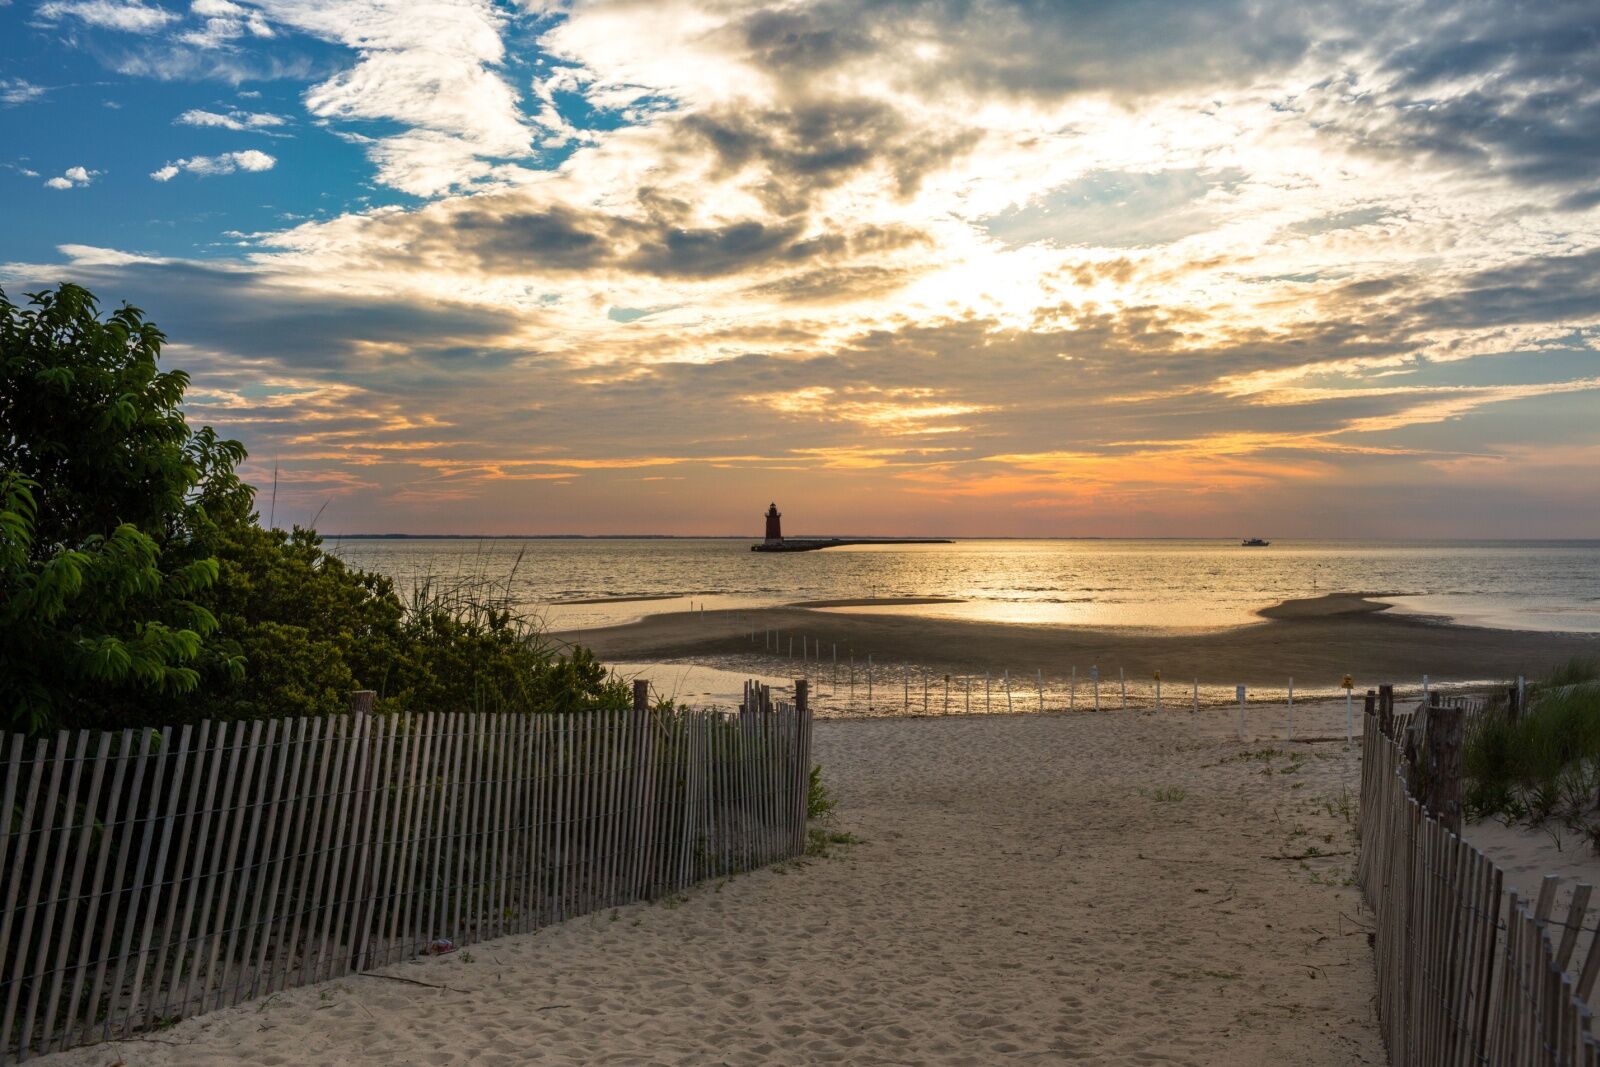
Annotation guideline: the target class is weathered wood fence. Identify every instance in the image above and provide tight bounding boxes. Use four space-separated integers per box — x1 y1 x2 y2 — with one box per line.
0 681 813 1062
1359 691 1600 1065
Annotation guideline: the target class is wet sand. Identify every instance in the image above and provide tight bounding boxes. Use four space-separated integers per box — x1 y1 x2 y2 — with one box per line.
558 594 1600 687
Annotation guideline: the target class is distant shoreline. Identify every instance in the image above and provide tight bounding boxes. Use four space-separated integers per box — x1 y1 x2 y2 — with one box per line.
325 534 1600 543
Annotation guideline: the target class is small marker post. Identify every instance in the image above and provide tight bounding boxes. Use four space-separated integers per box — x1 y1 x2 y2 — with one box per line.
1004 669 1013 713
1287 676 1294 740
867 654 873 709
1070 666 1077 710
1092 665 1100 712
985 671 991 713
1423 674 1430 705
1192 678 1199 714
1342 674 1355 744
1236 684 1247 740
1154 670 1162 713
1037 669 1044 713
1119 667 1127 711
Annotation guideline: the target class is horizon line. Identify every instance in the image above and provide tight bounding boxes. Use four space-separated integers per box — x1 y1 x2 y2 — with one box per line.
316 533 1600 543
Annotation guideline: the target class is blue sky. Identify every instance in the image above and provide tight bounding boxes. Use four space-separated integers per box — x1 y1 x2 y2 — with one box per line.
2 0 1598 536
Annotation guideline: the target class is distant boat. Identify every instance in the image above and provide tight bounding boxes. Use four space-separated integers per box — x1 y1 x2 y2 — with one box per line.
1241 537 1271 547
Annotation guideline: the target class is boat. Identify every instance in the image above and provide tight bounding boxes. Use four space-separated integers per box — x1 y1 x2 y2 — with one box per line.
1241 537 1270 547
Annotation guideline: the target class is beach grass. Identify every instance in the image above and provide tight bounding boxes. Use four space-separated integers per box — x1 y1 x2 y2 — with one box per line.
1464 657 1600 830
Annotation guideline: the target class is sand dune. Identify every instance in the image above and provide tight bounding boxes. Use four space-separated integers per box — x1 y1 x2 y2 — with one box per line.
48 706 1382 1066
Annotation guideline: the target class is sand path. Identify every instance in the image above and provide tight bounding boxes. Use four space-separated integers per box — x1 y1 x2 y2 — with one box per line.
51 711 1382 1066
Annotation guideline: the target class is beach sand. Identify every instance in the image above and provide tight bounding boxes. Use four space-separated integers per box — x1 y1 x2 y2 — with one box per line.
561 594 1600 687
49 706 1383 1067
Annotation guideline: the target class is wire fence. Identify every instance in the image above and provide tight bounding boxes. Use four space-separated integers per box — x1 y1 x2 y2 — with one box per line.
0 683 813 1063
1359 695 1600 1065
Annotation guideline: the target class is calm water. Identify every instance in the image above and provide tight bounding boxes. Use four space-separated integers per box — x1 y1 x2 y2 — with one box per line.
325 538 1600 634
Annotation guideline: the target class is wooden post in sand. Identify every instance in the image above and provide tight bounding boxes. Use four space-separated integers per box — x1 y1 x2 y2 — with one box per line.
1343 675 1355 744
1119 668 1127 711
1070 666 1076 710
1004 670 1013 713
1192 678 1198 714
1236 685 1246 740
965 676 971 713
1287 677 1294 741
1378 684 1394 737
985 671 991 713
944 675 950 714
1091 666 1100 712
867 655 873 709
1424 701 1464 834
1154 671 1161 713
1036 670 1044 713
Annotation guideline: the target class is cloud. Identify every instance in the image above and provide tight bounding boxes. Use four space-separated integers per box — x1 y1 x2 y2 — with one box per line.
34 0 177 32
44 165 96 189
150 149 275 179
218 0 538 196
176 107 289 130
12 0 1600 535
0 78 45 106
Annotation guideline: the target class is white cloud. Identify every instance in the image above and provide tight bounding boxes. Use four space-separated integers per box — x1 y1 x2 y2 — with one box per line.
34 0 177 32
0 78 45 106
234 0 535 195
44 165 96 188
151 149 276 180
176 107 289 130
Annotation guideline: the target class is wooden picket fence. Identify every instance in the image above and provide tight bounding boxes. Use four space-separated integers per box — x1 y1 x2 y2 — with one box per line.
1359 699 1600 1065
0 682 813 1062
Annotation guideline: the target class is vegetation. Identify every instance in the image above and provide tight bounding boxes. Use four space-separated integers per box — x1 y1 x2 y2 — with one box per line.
1463 658 1600 838
0 283 627 734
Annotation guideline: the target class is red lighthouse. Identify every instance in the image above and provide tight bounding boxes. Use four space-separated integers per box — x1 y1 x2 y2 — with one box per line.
763 503 783 545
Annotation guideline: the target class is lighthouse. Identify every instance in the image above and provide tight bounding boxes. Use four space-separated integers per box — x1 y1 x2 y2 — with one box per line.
763 503 783 545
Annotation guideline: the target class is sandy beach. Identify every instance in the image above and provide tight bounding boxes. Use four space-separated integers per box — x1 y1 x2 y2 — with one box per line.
49 705 1383 1066
559 594 1600 688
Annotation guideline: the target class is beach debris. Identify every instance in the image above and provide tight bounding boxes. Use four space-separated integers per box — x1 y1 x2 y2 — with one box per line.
429 938 455 954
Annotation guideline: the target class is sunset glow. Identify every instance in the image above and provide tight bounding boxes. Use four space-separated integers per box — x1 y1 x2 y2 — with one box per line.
4 0 1598 535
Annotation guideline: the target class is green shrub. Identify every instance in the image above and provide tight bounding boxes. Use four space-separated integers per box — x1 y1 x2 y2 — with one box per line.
1 283 626 733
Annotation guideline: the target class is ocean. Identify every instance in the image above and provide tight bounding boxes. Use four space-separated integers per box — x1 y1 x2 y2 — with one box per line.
325 538 1600 635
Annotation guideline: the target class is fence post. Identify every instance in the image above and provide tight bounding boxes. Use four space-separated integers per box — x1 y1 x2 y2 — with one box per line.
1378 684 1395 737
633 679 649 715
1423 703 1464 834
350 690 375 716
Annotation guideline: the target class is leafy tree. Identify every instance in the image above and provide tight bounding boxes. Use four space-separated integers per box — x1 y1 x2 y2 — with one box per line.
1 285 248 731
2 283 627 734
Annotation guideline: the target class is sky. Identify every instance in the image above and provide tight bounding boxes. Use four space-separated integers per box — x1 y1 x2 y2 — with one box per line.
2 0 1599 538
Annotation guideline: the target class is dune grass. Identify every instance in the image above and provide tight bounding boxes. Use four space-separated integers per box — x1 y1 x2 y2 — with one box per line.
1463 658 1600 836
